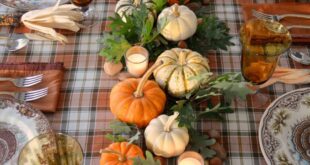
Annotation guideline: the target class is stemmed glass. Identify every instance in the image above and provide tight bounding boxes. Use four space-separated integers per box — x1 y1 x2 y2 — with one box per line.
239 19 292 108
70 0 97 27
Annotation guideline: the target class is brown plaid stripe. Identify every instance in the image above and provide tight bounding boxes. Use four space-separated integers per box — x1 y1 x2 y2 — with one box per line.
0 0 309 164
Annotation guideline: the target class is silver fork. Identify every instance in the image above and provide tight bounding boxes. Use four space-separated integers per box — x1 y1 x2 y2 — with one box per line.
0 87 48 101
0 74 43 87
252 9 310 21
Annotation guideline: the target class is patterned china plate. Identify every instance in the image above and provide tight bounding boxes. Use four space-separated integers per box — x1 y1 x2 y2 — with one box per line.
259 88 310 165
0 0 68 11
0 96 52 165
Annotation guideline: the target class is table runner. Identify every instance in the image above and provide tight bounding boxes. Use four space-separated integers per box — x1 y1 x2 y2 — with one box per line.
0 0 309 164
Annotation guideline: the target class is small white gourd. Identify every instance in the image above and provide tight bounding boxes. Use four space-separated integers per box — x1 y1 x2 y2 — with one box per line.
144 112 189 158
157 4 197 41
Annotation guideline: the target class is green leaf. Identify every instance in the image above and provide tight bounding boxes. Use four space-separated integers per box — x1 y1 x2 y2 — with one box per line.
133 151 161 165
99 33 131 63
170 100 196 129
128 130 141 144
104 120 140 143
108 120 132 134
101 3 168 61
208 73 255 103
108 14 137 42
153 0 167 13
198 103 233 120
188 129 217 159
187 15 234 53
104 134 127 142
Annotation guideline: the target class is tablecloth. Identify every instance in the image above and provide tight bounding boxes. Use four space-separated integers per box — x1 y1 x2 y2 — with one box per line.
0 0 309 164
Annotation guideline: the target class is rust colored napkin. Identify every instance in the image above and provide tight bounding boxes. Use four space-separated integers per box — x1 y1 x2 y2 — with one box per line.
0 63 64 112
241 3 310 43
259 66 310 89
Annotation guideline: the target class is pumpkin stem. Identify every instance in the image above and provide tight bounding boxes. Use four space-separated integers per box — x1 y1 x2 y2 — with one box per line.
133 0 141 7
172 4 180 17
134 60 163 98
100 149 127 162
178 50 188 65
164 112 179 132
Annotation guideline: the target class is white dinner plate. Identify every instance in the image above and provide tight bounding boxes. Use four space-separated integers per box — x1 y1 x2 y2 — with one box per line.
0 96 52 165
0 0 68 11
259 87 310 165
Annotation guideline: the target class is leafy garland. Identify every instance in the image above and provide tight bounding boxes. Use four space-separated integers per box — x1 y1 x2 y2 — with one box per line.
104 72 254 163
99 0 233 63
99 0 253 164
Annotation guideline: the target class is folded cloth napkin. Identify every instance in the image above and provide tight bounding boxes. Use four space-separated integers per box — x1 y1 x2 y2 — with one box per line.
259 66 310 89
21 0 84 43
241 3 310 43
0 63 65 112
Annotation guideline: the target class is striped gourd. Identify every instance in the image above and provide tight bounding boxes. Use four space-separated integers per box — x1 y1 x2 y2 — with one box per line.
115 0 155 19
153 48 210 98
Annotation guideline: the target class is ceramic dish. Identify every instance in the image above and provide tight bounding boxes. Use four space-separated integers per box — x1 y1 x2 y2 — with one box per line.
0 96 52 165
0 0 68 11
259 87 310 165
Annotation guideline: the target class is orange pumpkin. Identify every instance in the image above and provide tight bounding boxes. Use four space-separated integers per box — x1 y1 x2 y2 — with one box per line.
168 0 190 5
100 142 144 165
109 61 166 128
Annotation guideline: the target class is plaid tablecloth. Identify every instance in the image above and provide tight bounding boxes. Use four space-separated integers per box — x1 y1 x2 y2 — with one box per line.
0 0 309 164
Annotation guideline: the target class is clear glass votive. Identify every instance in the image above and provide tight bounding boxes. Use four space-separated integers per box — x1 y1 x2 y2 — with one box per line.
125 46 149 77
177 151 204 165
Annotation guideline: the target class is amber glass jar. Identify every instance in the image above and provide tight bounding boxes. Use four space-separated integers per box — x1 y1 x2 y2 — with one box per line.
240 19 291 84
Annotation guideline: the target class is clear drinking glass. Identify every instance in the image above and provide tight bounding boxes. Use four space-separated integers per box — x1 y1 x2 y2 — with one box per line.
70 0 97 27
239 19 292 108
18 132 83 165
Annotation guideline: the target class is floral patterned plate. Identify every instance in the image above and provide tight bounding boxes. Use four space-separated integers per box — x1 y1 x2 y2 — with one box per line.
259 87 310 165
0 96 52 165
0 0 68 11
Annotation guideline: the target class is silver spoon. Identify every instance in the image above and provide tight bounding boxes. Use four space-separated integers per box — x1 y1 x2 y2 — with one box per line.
0 34 29 51
289 49 310 65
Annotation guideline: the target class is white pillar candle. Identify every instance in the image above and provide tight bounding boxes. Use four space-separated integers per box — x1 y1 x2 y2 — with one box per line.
125 46 149 77
178 157 202 165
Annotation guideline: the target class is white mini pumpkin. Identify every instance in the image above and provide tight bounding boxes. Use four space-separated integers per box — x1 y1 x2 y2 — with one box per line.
153 48 210 98
144 112 189 158
157 4 197 41
115 0 155 19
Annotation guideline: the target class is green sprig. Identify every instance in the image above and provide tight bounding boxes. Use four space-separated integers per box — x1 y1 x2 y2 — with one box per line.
104 120 140 144
188 15 234 53
133 151 161 165
99 33 131 63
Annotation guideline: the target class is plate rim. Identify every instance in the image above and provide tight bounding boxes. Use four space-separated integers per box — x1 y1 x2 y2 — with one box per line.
0 95 53 164
258 87 310 165
0 0 69 11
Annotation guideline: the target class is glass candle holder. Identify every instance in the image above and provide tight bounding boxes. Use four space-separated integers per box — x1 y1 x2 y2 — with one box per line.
125 46 149 77
177 151 204 165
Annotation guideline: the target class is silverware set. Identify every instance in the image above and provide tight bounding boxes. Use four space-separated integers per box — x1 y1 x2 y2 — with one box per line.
0 74 48 101
252 9 310 22
251 9 310 65
0 74 43 87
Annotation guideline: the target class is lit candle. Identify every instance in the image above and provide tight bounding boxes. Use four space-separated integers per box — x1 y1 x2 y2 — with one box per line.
179 158 201 165
177 151 204 165
125 46 149 77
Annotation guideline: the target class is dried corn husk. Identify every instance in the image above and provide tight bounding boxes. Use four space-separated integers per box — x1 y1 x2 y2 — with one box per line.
259 66 310 89
21 0 84 43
